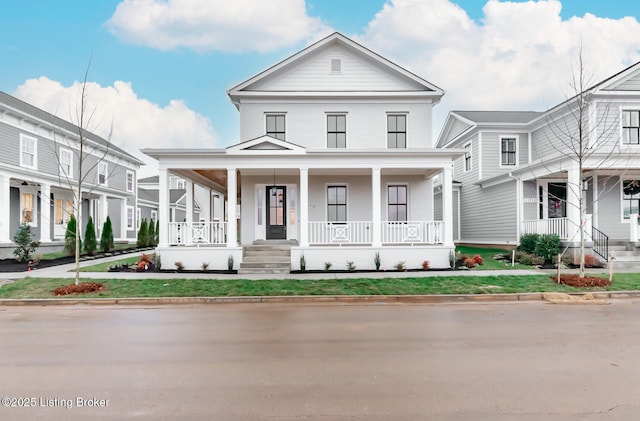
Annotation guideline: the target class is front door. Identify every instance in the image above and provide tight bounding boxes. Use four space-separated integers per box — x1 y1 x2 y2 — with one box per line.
547 183 567 218
266 186 286 239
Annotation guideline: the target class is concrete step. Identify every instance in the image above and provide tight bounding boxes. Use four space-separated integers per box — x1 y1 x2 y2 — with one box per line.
237 267 291 275
243 249 291 257
240 262 291 269
242 256 290 263
243 245 292 252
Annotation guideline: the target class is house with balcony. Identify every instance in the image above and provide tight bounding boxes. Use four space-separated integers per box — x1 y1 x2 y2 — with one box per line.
437 60 640 261
143 32 463 272
0 91 143 258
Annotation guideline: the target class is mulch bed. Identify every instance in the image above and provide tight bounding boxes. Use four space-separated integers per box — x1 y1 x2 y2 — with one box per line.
551 274 611 288
53 282 105 296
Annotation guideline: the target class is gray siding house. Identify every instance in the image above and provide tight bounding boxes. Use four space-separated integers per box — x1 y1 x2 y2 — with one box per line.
0 91 143 257
437 61 640 260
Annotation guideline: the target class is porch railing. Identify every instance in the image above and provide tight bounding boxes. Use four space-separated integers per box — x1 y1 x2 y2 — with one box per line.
381 221 443 244
167 222 227 245
521 218 569 240
308 221 372 244
308 221 444 245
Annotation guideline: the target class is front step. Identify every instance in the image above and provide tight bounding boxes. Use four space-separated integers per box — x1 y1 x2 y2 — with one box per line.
239 243 292 274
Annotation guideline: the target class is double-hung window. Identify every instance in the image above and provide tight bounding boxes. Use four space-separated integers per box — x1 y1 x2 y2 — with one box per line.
327 185 347 222
59 148 73 178
623 180 640 219
387 114 407 148
98 162 108 185
464 143 472 171
126 171 134 193
126 206 134 230
622 110 640 145
327 114 346 148
500 136 517 166
266 114 286 140
20 135 37 169
388 185 407 222
21 192 36 226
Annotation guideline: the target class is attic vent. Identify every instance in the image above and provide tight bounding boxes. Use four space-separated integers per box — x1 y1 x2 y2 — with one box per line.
331 58 342 73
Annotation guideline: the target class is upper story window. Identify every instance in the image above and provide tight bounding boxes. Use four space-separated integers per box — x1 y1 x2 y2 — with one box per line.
176 179 186 189
622 110 640 145
464 143 472 171
126 171 134 193
327 185 347 222
266 114 286 140
330 58 342 73
500 136 517 166
20 134 37 169
59 148 73 178
98 162 108 185
327 114 346 148
388 185 407 222
387 114 407 148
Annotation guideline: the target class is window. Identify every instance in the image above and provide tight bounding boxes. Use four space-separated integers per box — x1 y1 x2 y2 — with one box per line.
622 110 640 145
387 114 407 148
388 185 407 222
151 210 158 222
126 171 134 193
331 58 342 73
20 134 37 169
98 162 108 185
327 185 347 222
136 208 142 229
54 199 74 225
266 114 286 140
500 136 517 166
327 114 346 148
126 206 134 230
21 192 36 226
176 179 186 189
464 143 472 171
59 148 73 178
623 180 640 219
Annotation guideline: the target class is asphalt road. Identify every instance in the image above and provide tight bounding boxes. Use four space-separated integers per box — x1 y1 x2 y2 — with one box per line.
1 301 640 420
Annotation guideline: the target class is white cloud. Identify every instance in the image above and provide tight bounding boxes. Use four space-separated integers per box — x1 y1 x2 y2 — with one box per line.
359 0 640 132
106 0 332 53
14 77 219 176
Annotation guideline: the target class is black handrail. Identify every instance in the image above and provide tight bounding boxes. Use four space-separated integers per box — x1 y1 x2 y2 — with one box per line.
592 226 609 261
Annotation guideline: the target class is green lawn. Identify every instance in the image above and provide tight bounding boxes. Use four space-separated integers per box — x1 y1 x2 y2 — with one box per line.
0 273 634 299
77 256 141 272
455 246 528 270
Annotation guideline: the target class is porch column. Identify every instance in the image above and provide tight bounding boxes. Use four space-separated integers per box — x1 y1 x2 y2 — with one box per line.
0 175 10 242
442 166 454 246
226 167 238 247
158 168 169 246
120 199 127 240
100 195 108 232
299 168 309 247
566 163 580 243
186 179 194 223
371 167 381 246
39 183 52 243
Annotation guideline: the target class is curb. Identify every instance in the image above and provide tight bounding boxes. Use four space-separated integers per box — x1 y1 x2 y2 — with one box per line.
2 291 640 306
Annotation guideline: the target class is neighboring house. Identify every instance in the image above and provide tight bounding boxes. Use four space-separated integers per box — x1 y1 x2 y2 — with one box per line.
0 91 143 257
143 32 463 271
437 61 640 260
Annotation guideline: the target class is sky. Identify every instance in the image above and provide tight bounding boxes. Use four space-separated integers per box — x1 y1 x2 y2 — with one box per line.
2 0 640 177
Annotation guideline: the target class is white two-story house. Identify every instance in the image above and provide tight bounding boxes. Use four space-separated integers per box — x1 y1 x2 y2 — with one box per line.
143 32 463 272
0 91 143 257
437 61 640 261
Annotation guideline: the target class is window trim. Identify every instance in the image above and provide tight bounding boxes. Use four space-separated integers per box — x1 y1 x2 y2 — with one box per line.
463 142 472 172
20 134 37 169
387 113 408 149
59 147 73 179
20 190 37 227
386 184 409 222
326 113 347 148
499 135 519 167
126 206 135 230
326 184 348 223
621 108 640 146
126 170 134 193
136 208 141 229
265 113 286 141
98 162 108 186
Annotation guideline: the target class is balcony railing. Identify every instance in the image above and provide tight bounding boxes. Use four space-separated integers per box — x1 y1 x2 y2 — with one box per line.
308 221 444 245
168 222 227 246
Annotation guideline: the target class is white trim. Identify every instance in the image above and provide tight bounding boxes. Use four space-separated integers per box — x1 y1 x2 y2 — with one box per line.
126 170 134 193
19 134 37 169
478 132 483 180
126 205 134 230
463 142 471 172
264 113 286 141
325 183 348 222
499 135 519 168
619 106 640 147
136 207 141 229
620 177 640 223
59 147 73 179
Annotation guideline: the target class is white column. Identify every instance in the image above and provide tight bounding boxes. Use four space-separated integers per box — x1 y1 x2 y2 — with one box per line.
226 167 237 247
100 195 108 233
424 177 434 221
39 183 51 242
0 175 11 242
371 167 381 246
120 199 127 240
158 168 169 246
299 168 309 247
186 179 194 223
566 163 580 243
442 166 454 246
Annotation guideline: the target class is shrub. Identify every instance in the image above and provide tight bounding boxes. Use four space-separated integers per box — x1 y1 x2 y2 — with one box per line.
137 218 148 247
518 253 545 266
472 254 483 265
13 224 40 263
324 262 332 271
174 261 184 271
535 234 561 262
422 260 430 270
300 254 306 272
374 251 381 271
201 262 210 271
463 257 476 268
83 216 97 256
64 214 81 257
148 219 156 247
346 261 356 272
100 216 114 253
518 233 541 255
394 261 406 271
227 255 234 271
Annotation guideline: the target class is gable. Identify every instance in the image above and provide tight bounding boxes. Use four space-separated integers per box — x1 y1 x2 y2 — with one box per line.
608 71 640 91
225 135 306 154
597 61 640 91
437 114 474 147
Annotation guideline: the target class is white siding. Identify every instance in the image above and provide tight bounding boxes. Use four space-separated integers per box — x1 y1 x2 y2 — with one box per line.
459 181 518 244
610 72 640 91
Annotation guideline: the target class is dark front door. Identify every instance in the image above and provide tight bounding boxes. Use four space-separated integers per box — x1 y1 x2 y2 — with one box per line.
266 186 286 240
548 183 567 218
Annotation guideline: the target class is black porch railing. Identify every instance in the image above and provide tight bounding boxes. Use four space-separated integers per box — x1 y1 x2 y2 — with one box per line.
592 226 609 261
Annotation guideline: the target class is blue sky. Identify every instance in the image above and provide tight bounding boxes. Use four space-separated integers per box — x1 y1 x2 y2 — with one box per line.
2 1 640 175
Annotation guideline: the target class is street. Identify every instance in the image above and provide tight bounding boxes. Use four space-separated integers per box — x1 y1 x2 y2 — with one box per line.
1 301 640 420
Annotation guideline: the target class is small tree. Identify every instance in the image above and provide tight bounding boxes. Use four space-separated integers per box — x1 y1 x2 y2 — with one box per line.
100 216 114 252
137 218 148 247
83 216 97 256
13 224 40 263
147 219 156 247
64 214 81 257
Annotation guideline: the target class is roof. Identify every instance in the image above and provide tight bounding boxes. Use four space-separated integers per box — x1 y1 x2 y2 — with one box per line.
0 91 143 166
170 189 186 203
138 175 159 184
137 187 158 203
453 111 543 124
